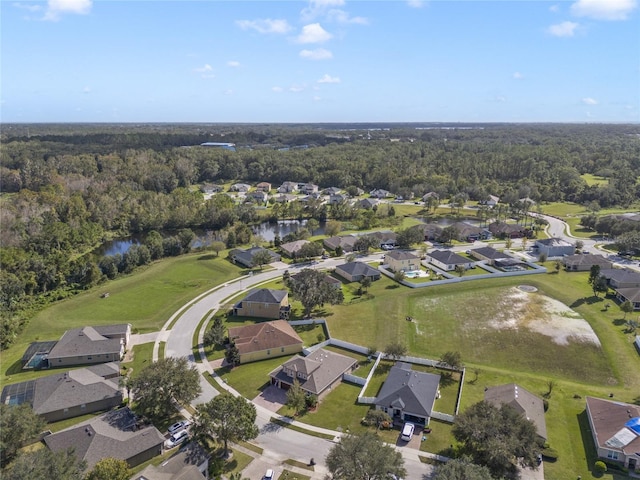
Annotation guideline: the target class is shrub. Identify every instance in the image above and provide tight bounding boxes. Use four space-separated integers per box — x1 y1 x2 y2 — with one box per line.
542 447 559 461
594 461 607 474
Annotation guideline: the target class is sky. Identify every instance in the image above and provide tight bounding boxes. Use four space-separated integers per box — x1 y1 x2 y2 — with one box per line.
1 0 639 123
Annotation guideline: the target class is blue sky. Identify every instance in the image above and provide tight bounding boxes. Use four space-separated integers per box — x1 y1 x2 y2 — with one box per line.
2 0 638 123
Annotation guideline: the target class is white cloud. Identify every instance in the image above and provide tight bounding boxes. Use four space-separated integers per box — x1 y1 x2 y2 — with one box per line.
194 64 213 73
570 0 637 20
301 0 345 21
236 18 292 34
43 0 92 21
299 48 333 60
318 74 341 83
549 4 560 12
13 3 43 12
327 9 369 24
407 0 425 8
227 61 240 68
582 97 598 105
297 23 333 43
547 21 579 37
494 96 507 103
289 85 305 92
272 86 284 93
513 72 524 79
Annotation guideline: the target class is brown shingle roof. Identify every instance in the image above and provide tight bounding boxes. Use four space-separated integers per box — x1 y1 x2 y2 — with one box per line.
586 396 640 456
485 384 547 440
228 320 302 355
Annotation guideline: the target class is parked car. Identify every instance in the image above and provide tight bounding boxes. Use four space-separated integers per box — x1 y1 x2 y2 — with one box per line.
400 422 415 441
164 429 189 449
168 420 190 434
264 469 275 480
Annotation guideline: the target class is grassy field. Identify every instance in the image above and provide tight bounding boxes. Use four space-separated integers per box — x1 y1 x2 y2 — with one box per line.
580 174 609 186
1 252 242 387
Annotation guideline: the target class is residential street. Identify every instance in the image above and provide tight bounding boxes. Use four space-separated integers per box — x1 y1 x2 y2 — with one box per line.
157 212 624 479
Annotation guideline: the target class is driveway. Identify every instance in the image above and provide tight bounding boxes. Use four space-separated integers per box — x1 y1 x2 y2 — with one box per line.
253 385 287 413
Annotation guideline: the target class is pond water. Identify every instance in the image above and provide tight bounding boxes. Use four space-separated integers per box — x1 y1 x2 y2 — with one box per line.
95 220 326 257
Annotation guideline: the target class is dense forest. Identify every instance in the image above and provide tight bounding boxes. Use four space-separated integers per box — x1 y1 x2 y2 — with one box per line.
1 122 639 348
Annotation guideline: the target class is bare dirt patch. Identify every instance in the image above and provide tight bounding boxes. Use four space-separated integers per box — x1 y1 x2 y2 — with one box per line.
490 287 600 346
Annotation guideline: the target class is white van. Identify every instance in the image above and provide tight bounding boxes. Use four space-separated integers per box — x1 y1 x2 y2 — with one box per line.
400 422 415 441
164 429 189 449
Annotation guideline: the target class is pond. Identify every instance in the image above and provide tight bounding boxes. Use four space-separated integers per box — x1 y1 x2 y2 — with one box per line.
253 219 326 242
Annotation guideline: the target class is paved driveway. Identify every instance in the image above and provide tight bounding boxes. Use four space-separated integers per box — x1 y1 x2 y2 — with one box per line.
253 385 287 413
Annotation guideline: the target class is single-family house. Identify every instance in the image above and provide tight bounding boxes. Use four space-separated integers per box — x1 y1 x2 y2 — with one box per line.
417 223 444 242
368 231 398 249
324 187 343 195
233 289 290 319
358 198 379 210
484 383 547 441
200 183 223 195
231 247 281 268
470 247 512 265
328 193 350 205
384 251 420 273
44 324 131 368
256 182 272 192
302 183 319 194
480 195 500 207
374 362 441 426
227 320 303 364
291 272 342 290
274 193 298 203
230 183 251 193
323 235 358 253
585 396 640 472
131 442 209 480
488 221 529 239
615 288 640 310
280 240 310 258
278 181 299 193
599 269 640 289
450 222 490 242
369 189 391 199
1 362 122 423
534 238 575 257
268 348 357 398
422 192 439 203
427 250 474 271
334 262 381 283
44 407 165 470
247 190 268 204
563 254 614 272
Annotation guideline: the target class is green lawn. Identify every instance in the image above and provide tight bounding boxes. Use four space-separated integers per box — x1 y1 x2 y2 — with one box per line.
2 252 242 387
121 342 154 379
580 173 609 186
215 355 294 399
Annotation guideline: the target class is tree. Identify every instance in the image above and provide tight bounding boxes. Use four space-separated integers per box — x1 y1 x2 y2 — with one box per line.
505 237 513 250
192 392 258 457
307 218 320 236
393 270 406 282
0 403 46 466
384 341 407 361
6 448 86 480
325 432 406 480
203 316 226 347
620 300 634 320
210 241 226 257
360 277 372 293
591 275 608 297
575 240 584 252
363 409 392 430
433 457 494 480
85 458 130 480
454 264 466 277
129 357 201 420
439 351 463 370
396 226 425 248
353 235 378 254
251 249 273 270
624 319 639 334
289 268 344 317
225 341 240 366
588 265 601 293
452 401 540 480
286 378 307 416
324 220 342 237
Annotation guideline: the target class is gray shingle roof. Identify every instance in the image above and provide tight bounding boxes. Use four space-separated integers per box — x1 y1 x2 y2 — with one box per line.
428 250 469 265
386 250 419 261
484 383 547 440
472 247 511 261
563 254 613 268
335 261 380 278
44 407 165 469
48 325 129 360
375 363 441 418
241 288 288 304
